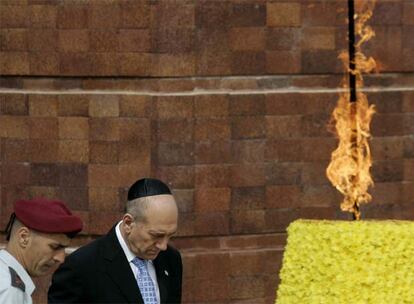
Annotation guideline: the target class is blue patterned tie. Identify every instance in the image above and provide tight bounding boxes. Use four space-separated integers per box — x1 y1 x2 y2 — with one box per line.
132 257 158 304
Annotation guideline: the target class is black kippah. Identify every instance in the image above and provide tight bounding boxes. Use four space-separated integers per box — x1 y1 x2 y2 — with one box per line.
127 178 172 201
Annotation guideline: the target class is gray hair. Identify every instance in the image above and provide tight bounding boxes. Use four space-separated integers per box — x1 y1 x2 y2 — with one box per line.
10 219 23 235
126 197 150 223
9 219 38 240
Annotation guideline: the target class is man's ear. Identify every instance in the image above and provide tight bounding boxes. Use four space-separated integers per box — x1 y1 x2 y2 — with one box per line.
17 226 32 248
122 214 135 233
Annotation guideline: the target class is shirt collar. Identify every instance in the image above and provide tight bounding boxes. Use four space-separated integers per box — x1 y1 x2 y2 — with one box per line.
115 221 136 263
0 249 36 296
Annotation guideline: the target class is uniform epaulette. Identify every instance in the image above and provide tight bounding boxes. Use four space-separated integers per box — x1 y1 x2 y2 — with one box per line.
9 266 25 292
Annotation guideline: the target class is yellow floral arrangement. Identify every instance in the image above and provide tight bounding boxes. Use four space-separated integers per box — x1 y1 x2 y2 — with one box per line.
276 219 414 303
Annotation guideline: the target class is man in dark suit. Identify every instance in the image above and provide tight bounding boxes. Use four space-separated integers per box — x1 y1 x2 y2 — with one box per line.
48 178 182 304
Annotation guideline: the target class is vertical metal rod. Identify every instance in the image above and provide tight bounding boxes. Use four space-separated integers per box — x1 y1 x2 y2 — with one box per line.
353 202 360 221
348 0 360 220
348 0 357 102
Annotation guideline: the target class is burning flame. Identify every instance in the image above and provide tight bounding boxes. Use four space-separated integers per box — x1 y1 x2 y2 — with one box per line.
326 0 377 220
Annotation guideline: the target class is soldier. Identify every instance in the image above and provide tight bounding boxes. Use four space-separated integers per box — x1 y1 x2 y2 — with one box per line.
0 198 82 304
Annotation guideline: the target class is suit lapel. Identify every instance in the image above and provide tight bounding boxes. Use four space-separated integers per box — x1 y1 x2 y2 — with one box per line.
154 257 168 303
103 227 144 304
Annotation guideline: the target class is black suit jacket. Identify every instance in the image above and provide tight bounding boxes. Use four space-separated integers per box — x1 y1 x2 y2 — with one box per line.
48 226 182 304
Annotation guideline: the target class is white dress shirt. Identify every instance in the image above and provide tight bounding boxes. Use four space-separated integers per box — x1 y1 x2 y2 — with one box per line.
0 249 35 304
115 221 160 303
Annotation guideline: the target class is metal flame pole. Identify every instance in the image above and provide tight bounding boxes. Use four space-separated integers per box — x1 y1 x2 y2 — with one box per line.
348 0 360 220
348 0 357 103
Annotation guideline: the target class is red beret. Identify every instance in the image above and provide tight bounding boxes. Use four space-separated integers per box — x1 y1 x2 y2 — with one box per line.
14 198 83 234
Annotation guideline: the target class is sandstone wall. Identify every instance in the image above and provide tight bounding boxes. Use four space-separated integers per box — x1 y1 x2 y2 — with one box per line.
1 1 414 303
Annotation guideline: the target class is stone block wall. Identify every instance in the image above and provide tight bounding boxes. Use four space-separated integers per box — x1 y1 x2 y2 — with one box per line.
1 0 344 76
2 0 413 76
1 0 414 303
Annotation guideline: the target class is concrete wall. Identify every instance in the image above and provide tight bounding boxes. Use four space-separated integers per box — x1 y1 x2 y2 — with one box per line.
1 0 414 303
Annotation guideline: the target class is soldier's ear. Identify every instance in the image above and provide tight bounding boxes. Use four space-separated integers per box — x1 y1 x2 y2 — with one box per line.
17 226 31 248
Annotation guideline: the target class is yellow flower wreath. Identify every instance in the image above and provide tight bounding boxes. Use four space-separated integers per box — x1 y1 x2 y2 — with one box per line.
276 219 414 303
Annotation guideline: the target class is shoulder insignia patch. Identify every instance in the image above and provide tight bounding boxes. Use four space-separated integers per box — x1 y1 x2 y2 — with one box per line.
9 267 25 292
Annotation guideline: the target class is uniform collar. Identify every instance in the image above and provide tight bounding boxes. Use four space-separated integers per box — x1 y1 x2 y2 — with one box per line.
0 249 36 296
